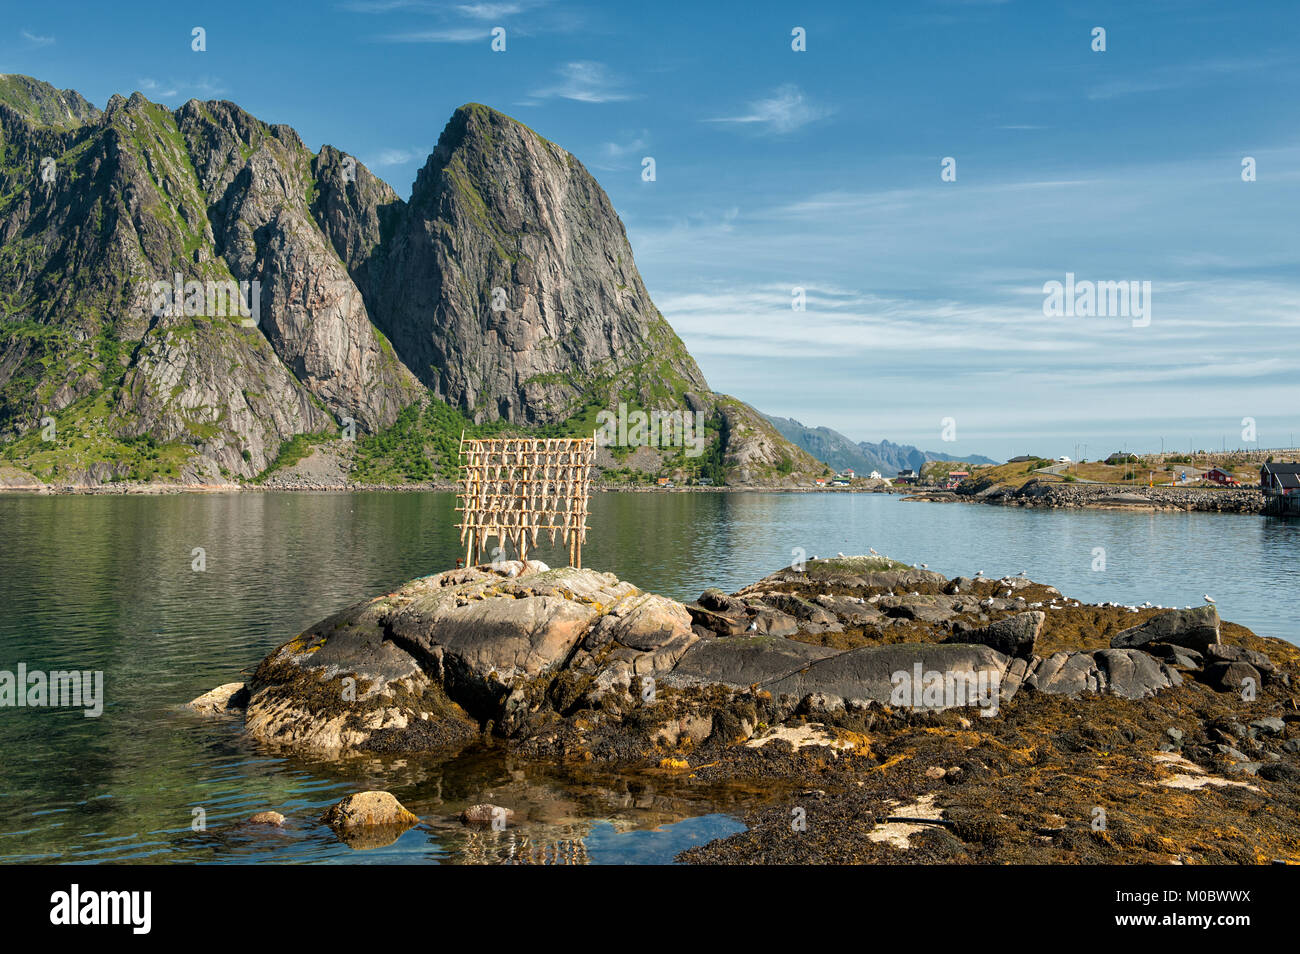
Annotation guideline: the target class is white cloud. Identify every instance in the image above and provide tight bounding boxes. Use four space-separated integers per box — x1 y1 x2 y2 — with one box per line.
340 1 441 12
707 84 831 134
618 140 1300 454
376 27 488 43
600 134 648 161
530 62 635 103
363 147 428 167
1087 55 1289 101
137 77 228 100
586 131 649 170
20 29 54 47
455 2 526 18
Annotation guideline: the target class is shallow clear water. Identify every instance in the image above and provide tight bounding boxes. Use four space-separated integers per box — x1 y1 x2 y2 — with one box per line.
0 490 1295 863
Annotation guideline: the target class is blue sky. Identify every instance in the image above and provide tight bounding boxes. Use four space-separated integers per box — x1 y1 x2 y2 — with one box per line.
5 0 1299 460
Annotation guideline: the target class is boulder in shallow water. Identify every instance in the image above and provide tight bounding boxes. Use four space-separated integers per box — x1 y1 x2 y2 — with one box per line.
323 791 418 831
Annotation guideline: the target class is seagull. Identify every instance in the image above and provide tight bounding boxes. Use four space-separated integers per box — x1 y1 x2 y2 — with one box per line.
974 570 985 577
1018 570 1027 577
1203 594 1216 604
869 548 879 555
920 563 928 569
837 552 845 558
747 620 758 632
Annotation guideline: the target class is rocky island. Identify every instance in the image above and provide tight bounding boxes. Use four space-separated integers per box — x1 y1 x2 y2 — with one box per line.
193 555 1300 864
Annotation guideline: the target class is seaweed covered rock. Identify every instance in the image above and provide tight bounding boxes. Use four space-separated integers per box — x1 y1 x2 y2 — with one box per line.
1110 605 1221 653
244 597 480 754
197 553 1300 866
743 556 948 593
243 562 695 753
228 556 1276 762
952 611 1043 659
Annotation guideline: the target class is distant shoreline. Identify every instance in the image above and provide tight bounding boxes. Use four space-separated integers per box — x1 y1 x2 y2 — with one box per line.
0 480 913 497
903 482 1266 515
0 478 1271 515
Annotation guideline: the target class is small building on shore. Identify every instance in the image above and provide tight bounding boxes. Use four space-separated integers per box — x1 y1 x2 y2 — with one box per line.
1260 462 1300 492
1203 467 1240 487
1260 462 1300 515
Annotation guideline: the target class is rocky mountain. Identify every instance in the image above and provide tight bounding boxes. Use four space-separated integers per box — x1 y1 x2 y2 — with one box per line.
766 415 996 474
0 75 815 486
375 104 709 425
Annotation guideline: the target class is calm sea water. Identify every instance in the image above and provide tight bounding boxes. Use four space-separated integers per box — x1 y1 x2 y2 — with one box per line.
0 490 1295 864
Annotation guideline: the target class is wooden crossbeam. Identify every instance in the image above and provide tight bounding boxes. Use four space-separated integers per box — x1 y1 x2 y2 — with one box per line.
456 436 595 568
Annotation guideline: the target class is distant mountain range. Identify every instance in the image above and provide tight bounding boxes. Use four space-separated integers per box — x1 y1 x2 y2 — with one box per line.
764 415 998 474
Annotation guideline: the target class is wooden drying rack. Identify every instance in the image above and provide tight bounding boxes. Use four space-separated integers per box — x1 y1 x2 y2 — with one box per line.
455 433 596 568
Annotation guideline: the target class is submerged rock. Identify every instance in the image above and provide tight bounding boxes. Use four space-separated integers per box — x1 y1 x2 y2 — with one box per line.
186 682 249 714
459 804 515 827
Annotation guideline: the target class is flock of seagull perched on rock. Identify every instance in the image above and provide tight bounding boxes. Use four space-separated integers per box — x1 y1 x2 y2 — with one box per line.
805 553 1219 614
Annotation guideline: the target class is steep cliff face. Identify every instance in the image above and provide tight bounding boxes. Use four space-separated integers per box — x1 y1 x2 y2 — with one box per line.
376 104 709 425
170 99 422 438
0 78 816 485
0 79 418 477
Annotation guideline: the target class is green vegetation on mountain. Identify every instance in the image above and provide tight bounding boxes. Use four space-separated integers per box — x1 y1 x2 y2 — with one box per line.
0 76 818 488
